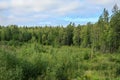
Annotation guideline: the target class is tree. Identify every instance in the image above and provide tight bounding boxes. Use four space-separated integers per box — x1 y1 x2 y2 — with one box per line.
110 11 120 52
95 8 111 53
10 25 20 41
73 25 81 46
65 22 74 45
1 27 11 41
81 22 92 48
112 4 119 14
103 8 109 23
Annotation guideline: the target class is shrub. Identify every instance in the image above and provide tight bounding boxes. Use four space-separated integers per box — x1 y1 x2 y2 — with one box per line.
0 49 22 80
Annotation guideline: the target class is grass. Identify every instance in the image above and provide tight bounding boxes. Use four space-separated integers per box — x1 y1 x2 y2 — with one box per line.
0 43 120 80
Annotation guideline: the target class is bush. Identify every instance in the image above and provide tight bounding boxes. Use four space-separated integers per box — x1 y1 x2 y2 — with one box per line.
116 64 120 76
56 63 68 80
0 49 22 80
0 67 22 80
84 52 91 60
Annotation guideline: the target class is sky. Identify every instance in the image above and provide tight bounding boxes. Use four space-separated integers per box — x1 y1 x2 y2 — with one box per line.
0 0 120 26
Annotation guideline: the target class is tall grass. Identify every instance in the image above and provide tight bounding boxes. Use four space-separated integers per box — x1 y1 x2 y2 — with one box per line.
0 43 120 80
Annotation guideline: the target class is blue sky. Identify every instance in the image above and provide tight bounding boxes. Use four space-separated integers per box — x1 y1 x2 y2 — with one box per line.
0 0 120 26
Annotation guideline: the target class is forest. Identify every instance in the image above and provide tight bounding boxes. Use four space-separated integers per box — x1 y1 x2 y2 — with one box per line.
0 4 120 80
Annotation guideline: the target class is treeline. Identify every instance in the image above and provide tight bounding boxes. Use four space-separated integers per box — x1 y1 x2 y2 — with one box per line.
0 5 120 53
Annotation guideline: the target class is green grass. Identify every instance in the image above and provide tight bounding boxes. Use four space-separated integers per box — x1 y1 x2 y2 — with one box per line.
0 43 120 80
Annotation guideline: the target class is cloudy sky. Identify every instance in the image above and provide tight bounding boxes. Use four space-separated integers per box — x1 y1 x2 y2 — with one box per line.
0 0 120 26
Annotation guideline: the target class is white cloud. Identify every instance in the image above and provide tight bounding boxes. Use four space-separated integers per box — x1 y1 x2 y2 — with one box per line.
10 0 81 16
0 0 120 25
0 1 9 10
53 1 80 15
10 0 56 12
89 0 113 5
85 0 120 10
1 0 120 15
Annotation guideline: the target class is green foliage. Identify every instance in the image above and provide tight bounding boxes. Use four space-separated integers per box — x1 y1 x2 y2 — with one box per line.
0 5 120 53
0 5 120 80
84 52 91 60
73 25 81 46
0 49 22 80
81 23 92 48
110 10 120 52
0 44 120 80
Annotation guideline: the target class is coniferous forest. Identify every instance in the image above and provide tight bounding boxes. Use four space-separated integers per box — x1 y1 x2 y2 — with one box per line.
0 5 120 80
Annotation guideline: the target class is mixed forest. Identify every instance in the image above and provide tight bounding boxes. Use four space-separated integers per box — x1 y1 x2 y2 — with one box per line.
0 4 120 80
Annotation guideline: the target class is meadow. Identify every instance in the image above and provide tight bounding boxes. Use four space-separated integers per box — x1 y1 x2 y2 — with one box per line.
0 42 120 80
0 2 120 80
